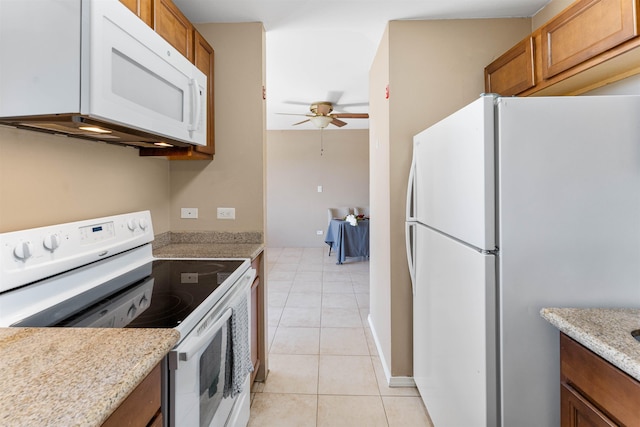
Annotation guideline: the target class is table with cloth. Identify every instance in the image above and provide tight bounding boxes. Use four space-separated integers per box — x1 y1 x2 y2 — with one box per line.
324 219 370 264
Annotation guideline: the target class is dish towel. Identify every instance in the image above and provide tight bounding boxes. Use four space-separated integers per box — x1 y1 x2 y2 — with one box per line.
223 293 254 398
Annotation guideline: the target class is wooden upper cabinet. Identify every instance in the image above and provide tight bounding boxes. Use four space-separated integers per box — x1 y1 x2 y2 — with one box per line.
485 36 536 96
192 31 215 157
119 0 153 27
541 0 639 79
154 0 194 61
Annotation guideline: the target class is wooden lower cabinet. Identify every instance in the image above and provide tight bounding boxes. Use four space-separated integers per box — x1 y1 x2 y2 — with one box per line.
561 383 616 426
560 333 640 427
250 252 265 385
102 362 162 427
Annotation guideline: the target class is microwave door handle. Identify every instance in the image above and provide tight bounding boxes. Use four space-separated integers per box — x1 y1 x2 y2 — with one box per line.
178 307 232 362
188 78 202 134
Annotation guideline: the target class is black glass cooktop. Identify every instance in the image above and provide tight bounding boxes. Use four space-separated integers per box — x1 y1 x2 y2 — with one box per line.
13 259 245 329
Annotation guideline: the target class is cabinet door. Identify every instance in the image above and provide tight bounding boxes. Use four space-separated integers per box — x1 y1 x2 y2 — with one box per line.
541 0 638 79
193 31 215 156
561 383 617 427
560 334 640 426
154 0 194 61
119 0 152 27
485 36 536 96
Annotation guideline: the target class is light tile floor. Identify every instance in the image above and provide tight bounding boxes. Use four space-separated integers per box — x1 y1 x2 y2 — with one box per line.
249 247 434 427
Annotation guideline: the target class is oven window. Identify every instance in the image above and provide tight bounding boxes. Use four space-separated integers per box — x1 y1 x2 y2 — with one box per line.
199 321 228 427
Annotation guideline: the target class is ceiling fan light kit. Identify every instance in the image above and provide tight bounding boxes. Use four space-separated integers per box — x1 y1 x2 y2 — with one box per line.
278 101 369 129
309 115 334 128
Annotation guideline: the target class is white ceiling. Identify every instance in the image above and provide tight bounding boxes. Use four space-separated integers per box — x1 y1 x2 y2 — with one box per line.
172 0 550 130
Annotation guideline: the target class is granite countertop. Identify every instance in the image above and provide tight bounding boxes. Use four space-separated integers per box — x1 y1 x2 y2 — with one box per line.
0 328 179 426
153 231 264 260
541 308 640 381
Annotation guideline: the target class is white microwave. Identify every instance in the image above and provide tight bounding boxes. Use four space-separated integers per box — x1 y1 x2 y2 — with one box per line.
0 0 206 149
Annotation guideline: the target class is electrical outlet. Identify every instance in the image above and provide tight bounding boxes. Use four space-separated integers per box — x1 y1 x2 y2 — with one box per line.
316 230 323 235
317 185 323 193
217 207 236 220
181 208 198 219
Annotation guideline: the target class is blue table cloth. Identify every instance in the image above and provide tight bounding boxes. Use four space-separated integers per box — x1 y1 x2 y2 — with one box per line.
325 219 370 264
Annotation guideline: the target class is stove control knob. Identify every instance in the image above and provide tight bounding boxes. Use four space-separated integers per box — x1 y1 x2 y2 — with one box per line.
127 303 137 319
127 219 138 231
139 295 149 309
43 233 60 252
138 218 148 231
13 241 33 261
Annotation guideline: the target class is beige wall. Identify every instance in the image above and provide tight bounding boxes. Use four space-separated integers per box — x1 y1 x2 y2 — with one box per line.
369 25 393 379
266 129 369 247
369 18 532 381
532 0 573 29
0 126 171 233
169 23 266 234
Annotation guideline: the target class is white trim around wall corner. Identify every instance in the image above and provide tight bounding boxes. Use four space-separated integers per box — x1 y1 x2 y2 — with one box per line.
368 314 416 388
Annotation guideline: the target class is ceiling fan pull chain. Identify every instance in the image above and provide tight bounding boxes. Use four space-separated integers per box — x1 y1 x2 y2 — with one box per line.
320 128 324 156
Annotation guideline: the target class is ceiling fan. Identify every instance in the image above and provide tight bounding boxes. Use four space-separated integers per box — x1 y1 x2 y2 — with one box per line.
279 101 369 128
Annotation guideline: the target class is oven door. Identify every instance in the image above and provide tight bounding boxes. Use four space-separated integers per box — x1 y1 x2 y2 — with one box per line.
169 269 254 427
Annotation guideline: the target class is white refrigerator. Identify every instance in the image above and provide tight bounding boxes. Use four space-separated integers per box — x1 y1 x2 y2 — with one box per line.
405 94 640 427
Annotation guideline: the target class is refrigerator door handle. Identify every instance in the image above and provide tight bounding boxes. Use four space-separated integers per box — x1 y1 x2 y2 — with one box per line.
406 152 417 221
405 222 416 295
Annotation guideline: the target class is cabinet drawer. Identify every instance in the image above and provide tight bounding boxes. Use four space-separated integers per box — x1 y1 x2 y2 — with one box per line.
485 36 535 96
560 333 640 426
541 0 639 79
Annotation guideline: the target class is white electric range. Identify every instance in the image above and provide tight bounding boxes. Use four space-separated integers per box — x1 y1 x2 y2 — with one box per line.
0 211 255 427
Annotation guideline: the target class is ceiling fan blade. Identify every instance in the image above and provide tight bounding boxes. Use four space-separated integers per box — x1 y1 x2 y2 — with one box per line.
326 91 344 104
283 100 313 106
292 119 310 126
331 118 348 127
335 101 369 108
333 113 369 119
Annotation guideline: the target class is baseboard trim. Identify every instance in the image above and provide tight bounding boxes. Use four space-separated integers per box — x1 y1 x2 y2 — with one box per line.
368 314 416 388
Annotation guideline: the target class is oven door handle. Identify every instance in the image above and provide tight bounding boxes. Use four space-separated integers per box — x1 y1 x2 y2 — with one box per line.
178 307 232 362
